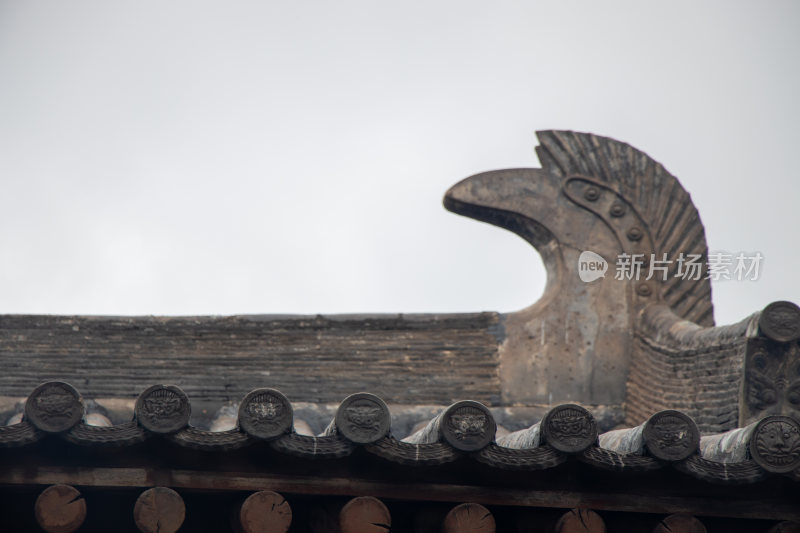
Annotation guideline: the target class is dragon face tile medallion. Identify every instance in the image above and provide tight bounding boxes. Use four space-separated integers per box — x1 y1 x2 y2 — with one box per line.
542 404 597 453
135 385 191 434
749 415 800 473
238 388 293 440
24 381 84 433
335 392 390 444
441 400 495 451
643 410 699 461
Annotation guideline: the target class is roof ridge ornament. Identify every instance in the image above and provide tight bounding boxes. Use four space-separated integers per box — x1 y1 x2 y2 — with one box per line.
445 131 799 433
536 130 714 326
443 131 717 414
446 130 714 327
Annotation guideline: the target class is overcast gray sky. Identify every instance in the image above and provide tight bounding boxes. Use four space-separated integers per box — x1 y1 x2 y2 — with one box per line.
1 1 798 325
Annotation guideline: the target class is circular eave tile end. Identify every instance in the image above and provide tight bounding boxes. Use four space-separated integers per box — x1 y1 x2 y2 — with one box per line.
643 410 699 461
335 392 391 444
759 301 800 343
440 400 496 451
24 381 85 433
238 388 293 440
134 385 191 434
542 403 597 454
750 415 800 474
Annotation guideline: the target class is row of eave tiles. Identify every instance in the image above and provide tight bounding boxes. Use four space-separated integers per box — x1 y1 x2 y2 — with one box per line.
0 382 798 485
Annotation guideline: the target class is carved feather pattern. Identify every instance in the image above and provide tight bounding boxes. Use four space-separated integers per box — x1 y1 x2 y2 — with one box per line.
536 131 714 326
